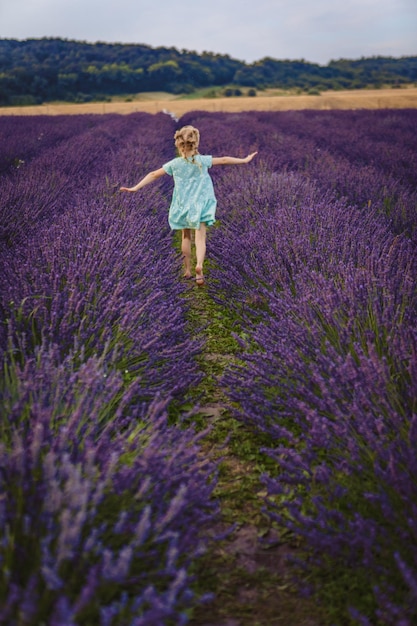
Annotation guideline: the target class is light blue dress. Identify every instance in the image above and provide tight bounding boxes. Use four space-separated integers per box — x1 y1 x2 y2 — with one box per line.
162 154 217 230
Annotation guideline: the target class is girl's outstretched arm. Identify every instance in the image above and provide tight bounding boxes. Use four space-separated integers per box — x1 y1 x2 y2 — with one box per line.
211 152 258 166
120 167 166 192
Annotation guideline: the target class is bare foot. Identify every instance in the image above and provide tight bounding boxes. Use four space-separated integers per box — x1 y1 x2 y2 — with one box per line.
195 266 205 286
183 272 192 279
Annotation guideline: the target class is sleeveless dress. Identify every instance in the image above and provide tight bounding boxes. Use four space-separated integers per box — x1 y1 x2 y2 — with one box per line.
162 154 217 230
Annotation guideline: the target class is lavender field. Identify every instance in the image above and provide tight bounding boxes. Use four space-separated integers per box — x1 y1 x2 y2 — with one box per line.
1 108 417 625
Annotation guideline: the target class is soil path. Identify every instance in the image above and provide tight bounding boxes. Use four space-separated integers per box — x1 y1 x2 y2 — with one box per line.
183 282 325 626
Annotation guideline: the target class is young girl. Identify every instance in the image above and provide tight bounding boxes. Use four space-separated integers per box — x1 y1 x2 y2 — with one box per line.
120 125 257 285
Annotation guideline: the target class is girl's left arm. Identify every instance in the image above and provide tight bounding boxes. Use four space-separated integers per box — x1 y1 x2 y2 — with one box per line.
120 167 166 192
212 152 258 166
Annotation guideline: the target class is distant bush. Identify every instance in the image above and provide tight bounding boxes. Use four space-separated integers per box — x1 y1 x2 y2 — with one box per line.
9 94 42 106
223 87 242 97
203 88 218 98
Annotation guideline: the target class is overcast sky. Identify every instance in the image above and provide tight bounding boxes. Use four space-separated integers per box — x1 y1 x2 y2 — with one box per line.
0 0 416 65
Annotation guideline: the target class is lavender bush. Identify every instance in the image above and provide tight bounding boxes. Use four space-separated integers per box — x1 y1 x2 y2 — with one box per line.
2 107 417 624
0 112 219 624
0 114 102 175
0 344 217 625
181 109 417 241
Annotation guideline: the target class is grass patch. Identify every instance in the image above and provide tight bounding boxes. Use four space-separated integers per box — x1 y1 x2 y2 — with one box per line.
174 242 326 625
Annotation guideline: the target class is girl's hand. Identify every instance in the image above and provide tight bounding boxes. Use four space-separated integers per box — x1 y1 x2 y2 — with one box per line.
119 187 137 193
244 152 258 163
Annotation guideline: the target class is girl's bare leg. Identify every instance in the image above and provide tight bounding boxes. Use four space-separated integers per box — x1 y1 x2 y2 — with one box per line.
181 229 192 278
194 222 207 285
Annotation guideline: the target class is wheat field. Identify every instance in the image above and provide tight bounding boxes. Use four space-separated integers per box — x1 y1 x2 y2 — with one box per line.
1 87 417 116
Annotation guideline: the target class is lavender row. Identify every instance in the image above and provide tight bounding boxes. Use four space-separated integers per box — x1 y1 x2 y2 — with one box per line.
181 108 417 189
181 109 417 242
1 347 218 625
0 113 218 624
0 112 174 247
179 111 417 624
0 114 104 175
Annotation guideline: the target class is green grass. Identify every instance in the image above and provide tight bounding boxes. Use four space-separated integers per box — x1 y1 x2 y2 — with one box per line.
173 244 326 625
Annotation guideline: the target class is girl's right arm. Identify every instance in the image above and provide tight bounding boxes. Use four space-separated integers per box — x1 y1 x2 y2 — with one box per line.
212 152 258 166
120 167 166 192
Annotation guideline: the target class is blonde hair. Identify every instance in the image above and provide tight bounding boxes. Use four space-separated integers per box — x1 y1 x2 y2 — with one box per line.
174 125 200 161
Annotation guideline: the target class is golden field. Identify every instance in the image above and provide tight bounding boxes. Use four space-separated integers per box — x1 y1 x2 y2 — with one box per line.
1 87 417 116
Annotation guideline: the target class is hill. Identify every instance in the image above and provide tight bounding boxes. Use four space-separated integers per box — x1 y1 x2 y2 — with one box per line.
0 37 416 106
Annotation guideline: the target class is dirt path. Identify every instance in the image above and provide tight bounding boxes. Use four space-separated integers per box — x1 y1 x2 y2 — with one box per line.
1 87 417 117
183 281 325 626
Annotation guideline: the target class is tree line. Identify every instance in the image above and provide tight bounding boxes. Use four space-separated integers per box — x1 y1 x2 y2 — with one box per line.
0 37 416 105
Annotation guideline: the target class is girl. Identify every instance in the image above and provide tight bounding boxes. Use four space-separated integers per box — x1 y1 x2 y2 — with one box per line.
120 125 257 286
